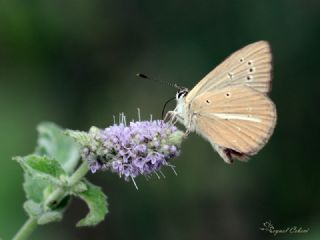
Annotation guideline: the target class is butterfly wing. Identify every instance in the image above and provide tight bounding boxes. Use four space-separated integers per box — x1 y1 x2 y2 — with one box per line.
189 85 276 163
186 41 272 104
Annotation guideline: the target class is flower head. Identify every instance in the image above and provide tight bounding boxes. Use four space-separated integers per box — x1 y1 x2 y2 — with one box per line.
67 114 184 187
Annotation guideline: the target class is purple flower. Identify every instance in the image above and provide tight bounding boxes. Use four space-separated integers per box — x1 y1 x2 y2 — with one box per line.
72 115 184 187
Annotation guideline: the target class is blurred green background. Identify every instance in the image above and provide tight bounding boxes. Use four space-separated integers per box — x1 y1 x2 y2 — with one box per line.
1 0 319 239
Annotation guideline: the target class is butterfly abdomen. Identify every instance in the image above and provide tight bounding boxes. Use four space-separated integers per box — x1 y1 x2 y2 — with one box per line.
223 148 249 163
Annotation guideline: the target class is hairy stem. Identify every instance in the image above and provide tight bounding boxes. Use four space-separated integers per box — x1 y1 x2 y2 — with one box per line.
69 161 89 186
12 218 37 240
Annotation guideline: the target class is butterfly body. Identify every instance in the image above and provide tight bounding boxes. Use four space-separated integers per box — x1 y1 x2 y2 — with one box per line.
171 41 277 163
174 89 194 131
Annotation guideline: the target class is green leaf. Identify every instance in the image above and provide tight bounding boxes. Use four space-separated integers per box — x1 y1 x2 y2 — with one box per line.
72 181 88 194
36 122 80 174
75 180 108 227
15 155 66 186
37 211 63 225
20 155 64 204
23 173 51 203
24 200 43 217
65 129 92 147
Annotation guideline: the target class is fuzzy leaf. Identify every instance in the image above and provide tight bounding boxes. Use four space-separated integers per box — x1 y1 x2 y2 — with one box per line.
65 129 92 147
75 181 108 227
37 211 63 225
23 173 51 203
24 200 43 217
72 181 88 194
15 155 66 186
36 122 80 174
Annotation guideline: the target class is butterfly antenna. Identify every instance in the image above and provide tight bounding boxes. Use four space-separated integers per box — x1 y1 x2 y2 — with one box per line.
136 73 181 89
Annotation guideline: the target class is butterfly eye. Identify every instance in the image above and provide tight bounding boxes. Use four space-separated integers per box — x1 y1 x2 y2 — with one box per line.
249 68 255 73
205 100 211 104
239 58 244 63
225 92 231 97
177 91 184 98
177 88 188 98
246 75 252 81
247 61 253 65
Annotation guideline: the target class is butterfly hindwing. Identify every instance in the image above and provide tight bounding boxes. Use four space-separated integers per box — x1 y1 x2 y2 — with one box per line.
189 85 276 163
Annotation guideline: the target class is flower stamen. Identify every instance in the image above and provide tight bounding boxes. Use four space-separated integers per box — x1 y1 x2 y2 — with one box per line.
69 113 185 187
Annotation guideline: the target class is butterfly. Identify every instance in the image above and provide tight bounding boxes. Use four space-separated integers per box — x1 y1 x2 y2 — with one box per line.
170 41 277 163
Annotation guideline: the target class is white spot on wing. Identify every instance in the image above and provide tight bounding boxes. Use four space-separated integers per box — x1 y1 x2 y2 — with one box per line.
211 113 262 123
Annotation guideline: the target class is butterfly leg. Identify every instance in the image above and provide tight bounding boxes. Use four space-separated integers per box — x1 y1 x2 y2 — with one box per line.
164 111 174 122
183 112 198 137
183 129 191 138
164 110 179 125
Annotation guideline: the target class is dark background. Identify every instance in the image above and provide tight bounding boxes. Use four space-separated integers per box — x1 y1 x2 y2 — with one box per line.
1 0 319 239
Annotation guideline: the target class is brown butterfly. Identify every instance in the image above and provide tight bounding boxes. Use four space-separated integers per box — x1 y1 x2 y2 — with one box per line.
171 41 277 163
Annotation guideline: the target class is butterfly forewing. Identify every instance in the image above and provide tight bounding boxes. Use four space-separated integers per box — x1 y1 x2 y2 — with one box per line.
186 41 272 104
190 85 276 163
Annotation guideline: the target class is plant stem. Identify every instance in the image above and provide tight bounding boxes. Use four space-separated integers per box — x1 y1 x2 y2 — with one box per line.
44 161 89 206
69 161 89 186
12 217 37 240
44 187 65 207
